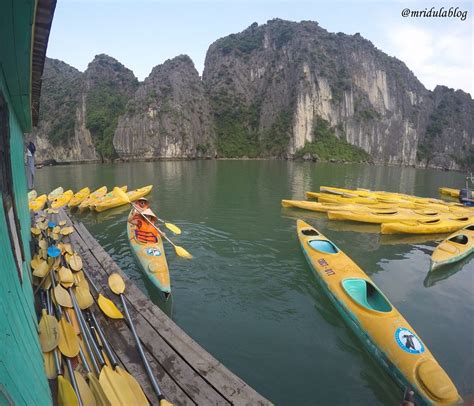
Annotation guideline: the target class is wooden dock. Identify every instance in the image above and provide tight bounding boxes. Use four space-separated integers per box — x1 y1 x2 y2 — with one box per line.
56 209 271 405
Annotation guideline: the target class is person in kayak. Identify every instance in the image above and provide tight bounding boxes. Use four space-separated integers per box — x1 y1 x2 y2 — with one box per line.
129 208 161 243
135 197 150 210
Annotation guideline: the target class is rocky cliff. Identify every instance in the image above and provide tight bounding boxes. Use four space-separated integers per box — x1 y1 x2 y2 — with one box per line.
114 55 215 159
203 19 472 169
33 19 473 170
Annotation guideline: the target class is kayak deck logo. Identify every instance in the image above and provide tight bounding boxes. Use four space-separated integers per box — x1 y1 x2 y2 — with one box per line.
146 248 161 257
395 327 425 354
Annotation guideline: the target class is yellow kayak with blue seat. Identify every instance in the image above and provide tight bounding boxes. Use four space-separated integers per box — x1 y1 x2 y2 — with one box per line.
296 219 461 405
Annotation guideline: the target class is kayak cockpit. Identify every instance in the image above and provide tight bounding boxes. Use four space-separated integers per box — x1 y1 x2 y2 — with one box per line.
301 228 319 236
342 279 392 313
308 239 339 254
449 234 468 245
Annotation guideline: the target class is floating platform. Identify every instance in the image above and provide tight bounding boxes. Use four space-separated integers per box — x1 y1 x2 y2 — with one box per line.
56 209 271 405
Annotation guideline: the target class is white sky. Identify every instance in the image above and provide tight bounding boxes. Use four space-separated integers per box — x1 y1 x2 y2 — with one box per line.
46 0 473 95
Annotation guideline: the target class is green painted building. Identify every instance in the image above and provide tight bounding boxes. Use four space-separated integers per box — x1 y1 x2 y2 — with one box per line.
0 0 56 403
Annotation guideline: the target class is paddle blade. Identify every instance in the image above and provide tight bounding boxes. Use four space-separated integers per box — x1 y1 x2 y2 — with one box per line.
114 187 130 204
39 310 60 352
174 245 193 259
58 375 79 406
108 273 125 295
116 367 149 406
54 284 73 308
58 317 80 358
68 253 83 271
159 400 173 406
74 370 97 406
59 266 74 286
74 286 94 310
33 261 50 278
99 366 136 405
47 245 61 258
164 222 181 235
43 351 58 380
87 373 111 406
98 294 124 319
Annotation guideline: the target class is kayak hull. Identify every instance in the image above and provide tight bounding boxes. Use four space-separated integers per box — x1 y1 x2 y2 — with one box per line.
94 185 152 212
29 194 47 212
47 187 63 202
381 217 473 234
431 225 474 270
127 209 170 296
78 186 107 209
51 190 73 209
68 187 91 207
297 220 461 405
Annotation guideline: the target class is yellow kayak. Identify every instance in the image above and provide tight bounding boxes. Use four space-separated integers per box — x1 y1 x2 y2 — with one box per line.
431 224 474 271
296 219 461 405
439 187 474 199
327 208 445 224
28 190 37 201
92 185 128 206
29 194 47 212
78 186 108 209
127 208 170 296
94 185 152 213
51 190 74 209
68 187 91 207
47 186 63 201
381 216 473 235
281 199 394 213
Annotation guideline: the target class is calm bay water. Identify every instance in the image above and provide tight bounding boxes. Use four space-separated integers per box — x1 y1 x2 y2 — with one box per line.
35 161 473 405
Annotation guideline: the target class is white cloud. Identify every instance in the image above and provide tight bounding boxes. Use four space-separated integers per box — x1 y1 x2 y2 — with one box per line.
384 24 473 95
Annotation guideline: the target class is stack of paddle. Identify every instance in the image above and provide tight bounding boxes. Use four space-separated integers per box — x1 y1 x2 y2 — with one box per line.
31 211 172 405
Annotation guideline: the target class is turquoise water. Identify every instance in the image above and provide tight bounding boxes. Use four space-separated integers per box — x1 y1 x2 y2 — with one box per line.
35 161 474 405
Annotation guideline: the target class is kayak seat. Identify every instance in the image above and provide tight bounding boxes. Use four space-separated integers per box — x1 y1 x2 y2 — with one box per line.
449 234 468 245
308 239 338 254
302 228 319 236
342 279 392 313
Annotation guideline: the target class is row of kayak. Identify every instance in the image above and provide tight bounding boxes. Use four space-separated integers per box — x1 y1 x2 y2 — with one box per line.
282 186 474 235
296 220 462 405
439 187 474 199
29 185 153 212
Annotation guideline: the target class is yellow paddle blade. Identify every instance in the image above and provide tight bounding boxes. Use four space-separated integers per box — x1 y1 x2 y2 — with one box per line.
58 375 79 406
31 227 41 236
87 373 112 406
61 226 74 236
62 243 74 255
39 309 60 352
74 370 97 406
59 266 74 286
116 367 149 406
66 308 81 335
58 316 80 358
68 253 83 271
174 245 193 259
43 351 58 379
53 226 61 234
59 220 67 226
164 222 181 235
98 294 124 319
74 286 94 310
39 239 48 250
99 366 136 405
159 400 173 406
54 284 73 308
30 255 42 270
114 187 131 204
38 221 48 230
108 273 125 295
52 232 60 241
33 261 50 278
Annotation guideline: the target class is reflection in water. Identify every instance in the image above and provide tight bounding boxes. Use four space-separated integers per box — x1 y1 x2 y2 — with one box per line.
380 233 447 246
35 161 473 405
424 257 474 288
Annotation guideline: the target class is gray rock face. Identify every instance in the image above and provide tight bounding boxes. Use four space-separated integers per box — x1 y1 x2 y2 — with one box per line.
33 20 473 169
114 55 215 159
203 19 472 169
32 58 99 163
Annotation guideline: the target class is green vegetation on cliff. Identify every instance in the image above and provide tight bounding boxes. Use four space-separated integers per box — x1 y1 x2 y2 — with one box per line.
86 84 128 159
295 118 372 162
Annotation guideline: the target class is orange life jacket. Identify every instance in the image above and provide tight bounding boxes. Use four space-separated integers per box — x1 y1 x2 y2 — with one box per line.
134 218 158 243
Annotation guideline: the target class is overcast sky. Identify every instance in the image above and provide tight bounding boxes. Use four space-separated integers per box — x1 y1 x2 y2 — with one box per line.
46 0 473 95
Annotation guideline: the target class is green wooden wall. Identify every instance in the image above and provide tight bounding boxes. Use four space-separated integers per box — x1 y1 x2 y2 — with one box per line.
0 57 52 406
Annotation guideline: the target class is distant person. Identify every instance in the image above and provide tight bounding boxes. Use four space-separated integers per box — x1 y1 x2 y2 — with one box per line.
129 208 161 243
25 140 36 190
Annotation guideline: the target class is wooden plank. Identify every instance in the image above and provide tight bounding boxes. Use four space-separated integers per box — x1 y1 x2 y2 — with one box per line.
74 221 269 405
65 217 232 405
